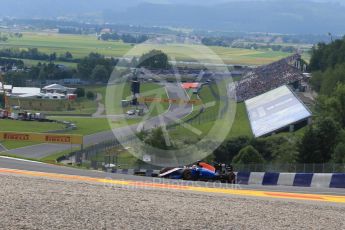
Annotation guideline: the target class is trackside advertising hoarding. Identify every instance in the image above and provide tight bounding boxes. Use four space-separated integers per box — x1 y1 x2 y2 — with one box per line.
245 85 312 138
0 132 83 145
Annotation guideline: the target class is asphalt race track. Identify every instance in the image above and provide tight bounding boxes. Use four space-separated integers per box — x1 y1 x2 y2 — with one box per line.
0 156 345 229
6 83 193 158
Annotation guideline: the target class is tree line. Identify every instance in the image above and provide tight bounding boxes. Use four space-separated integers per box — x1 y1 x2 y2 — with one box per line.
4 62 75 86
99 33 149 44
0 48 77 63
77 53 118 82
201 37 237 47
201 36 297 53
3 52 119 86
2 49 170 86
310 37 345 95
0 58 24 69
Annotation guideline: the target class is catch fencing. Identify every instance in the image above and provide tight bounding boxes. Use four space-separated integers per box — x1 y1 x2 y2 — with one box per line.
233 163 345 173
69 142 345 172
71 136 161 170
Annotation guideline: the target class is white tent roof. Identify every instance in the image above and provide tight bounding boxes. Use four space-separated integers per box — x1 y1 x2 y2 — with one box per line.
43 84 67 90
17 93 41 98
43 84 76 91
4 85 12 90
16 92 67 99
0 83 12 90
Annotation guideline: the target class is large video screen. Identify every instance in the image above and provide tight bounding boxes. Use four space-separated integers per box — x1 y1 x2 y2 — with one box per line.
245 85 312 137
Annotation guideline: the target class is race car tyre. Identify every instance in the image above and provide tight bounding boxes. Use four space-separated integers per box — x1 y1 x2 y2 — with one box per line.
228 173 236 184
182 169 196 181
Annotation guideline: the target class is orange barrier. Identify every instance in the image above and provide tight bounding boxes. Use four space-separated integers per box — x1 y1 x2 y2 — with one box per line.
181 83 200 89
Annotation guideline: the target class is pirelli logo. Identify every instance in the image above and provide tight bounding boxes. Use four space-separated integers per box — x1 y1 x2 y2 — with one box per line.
4 133 30 141
45 135 71 143
0 132 83 145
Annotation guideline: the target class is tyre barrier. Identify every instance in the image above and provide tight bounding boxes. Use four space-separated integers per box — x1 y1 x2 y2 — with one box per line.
236 172 345 189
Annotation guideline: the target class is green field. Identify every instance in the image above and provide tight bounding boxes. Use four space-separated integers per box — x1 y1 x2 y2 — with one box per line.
168 79 252 142
0 141 41 150
0 32 291 65
174 102 252 138
0 119 64 132
0 119 65 150
49 117 110 135
0 116 138 152
227 102 252 138
10 97 98 116
50 116 141 135
104 82 169 116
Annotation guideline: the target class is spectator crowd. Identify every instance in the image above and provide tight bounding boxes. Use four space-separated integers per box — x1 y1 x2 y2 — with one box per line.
234 54 305 102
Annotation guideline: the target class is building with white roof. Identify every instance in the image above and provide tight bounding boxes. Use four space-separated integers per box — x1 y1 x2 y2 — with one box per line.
11 87 41 97
42 84 76 94
8 84 76 100
0 82 13 92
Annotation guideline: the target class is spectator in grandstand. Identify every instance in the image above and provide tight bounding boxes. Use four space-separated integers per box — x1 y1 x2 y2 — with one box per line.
234 54 306 102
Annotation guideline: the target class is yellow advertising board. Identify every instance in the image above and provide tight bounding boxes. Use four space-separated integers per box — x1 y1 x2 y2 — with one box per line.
0 132 83 145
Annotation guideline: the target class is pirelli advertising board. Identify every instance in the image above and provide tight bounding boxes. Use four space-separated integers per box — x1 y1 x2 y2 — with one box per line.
0 132 83 145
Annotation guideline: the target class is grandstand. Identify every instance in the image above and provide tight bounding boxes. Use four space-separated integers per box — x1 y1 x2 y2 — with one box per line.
234 54 306 102
245 85 312 138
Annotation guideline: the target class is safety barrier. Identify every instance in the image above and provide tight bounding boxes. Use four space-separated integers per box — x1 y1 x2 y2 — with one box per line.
236 172 345 189
232 163 345 173
107 169 345 189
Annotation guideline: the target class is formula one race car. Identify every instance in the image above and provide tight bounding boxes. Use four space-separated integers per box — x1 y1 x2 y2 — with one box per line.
159 161 236 184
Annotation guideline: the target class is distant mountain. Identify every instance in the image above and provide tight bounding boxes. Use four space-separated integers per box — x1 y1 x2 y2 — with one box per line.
0 0 142 17
107 0 345 34
0 0 344 35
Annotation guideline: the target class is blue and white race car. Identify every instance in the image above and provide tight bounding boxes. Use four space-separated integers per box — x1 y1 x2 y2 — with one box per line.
159 161 236 183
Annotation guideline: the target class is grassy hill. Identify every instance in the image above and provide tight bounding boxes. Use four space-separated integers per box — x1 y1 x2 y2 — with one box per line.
169 82 252 143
